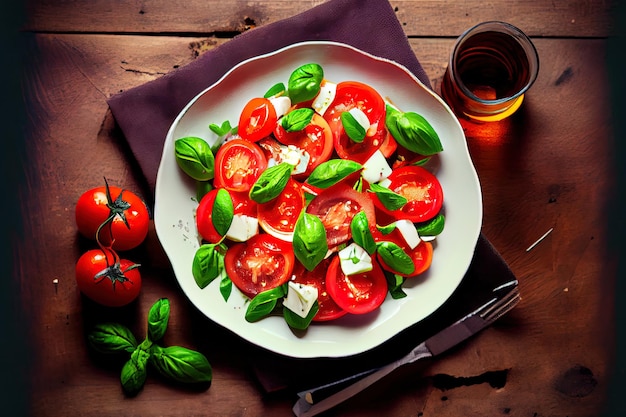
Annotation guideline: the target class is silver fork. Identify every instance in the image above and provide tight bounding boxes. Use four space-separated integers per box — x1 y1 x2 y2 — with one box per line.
292 280 521 417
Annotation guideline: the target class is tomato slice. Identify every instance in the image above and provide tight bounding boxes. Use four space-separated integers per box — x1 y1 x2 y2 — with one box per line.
224 234 295 298
306 184 376 246
325 255 387 315
196 188 257 243
274 113 334 176
214 139 267 192
290 259 347 322
323 81 387 163
238 97 277 142
372 165 443 223
257 178 305 241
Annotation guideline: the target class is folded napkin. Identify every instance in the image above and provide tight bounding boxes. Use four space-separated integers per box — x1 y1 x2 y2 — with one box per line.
107 0 518 396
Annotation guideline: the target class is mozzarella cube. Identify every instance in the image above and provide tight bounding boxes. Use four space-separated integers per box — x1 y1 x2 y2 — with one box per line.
269 96 292 118
338 243 373 276
225 214 258 242
311 81 336 115
394 219 421 250
283 281 318 318
279 145 310 175
362 150 393 184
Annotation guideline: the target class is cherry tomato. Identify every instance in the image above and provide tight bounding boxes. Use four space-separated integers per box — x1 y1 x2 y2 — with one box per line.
224 234 295 298
257 178 305 241
373 228 434 277
213 139 267 192
290 259 347 322
75 183 149 251
238 97 277 142
196 188 257 243
325 255 387 315
323 81 387 163
372 165 443 223
273 113 334 176
306 184 376 246
75 248 142 307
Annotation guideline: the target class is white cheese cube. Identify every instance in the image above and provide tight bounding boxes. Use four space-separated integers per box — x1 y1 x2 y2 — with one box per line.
279 145 310 175
338 243 373 276
394 219 421 250
311 81 337 115
269 96 292 118
284 281 318 318
362 150 393 184
225 214 259 242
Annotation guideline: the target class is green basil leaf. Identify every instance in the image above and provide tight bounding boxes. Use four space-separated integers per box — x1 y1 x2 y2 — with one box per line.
416 213 445 236
386 105 443 156
174 137 215 181
88 323 138 355
376 241 415 275
350 211 377 255
121 348 150 395
249 162 293 203
212 188 234 236
192 244 225 289
376 222 396 235
368 183 408 211
281 108 315 132
341 111 366 143
383 269 407 300
264 82 286 98
150 345 212 384
292 212 328 271
219 275 232 302
147 298 170 342
195 181 213 202
283 301 319 330
306 159 363 189
245 286 287 322
209 120 233 137
288 63 324 104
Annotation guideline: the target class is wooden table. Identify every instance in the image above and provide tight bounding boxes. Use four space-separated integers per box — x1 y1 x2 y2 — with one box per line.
6 0 623 415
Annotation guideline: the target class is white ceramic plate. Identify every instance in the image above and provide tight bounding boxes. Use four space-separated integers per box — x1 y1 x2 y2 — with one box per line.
154 41 482 359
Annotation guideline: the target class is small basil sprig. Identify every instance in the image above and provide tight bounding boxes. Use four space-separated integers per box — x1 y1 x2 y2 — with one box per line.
192 243 227 290
341 111 366 143
416 213 445 236
249 162 293 203
376 241 415 275
306 159 363 189
383 269 408 299
281 108 314 132
174 137 215 181
284 301 319 330
292 212 328 271
121 348 149 395
87 323 138 355
264 82 286 98
350 211 376 255
368 183 408 211
150 345 213 384
212 188 234 237
245 285 287 322
288 63 324 104
147 298 170 341
386 105 443 156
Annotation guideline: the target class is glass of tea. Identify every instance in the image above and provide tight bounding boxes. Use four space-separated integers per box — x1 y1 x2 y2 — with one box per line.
440 21 539 122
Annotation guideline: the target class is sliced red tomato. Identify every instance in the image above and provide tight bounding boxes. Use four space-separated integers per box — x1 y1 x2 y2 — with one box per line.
238 97 277 142
290 259 347 322
325 255 387 315
224 234 295 298
273 113 334 176
257 178 305 241
322 81 387 163
306 184 376 246
213 139 267 192
373 228 434 277
372 165 443 223
196 188 257 243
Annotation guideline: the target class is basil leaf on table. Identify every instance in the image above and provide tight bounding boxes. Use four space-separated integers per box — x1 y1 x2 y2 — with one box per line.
249 162 293 203
121 348 150 395
292 212 329 271
416 213 446 236
212 188 234 237
88 323 138 355
281 108 315 132
368 183 408 211
288 63 324 104
174 137 215 181
306 159 363 189
150 345 212 384
341 111 366 143
283 301 319 330
245 285 287 322
350 211 377 255
192 243 226 289
385 105 443 156
147 298 170 342
377 241 415 275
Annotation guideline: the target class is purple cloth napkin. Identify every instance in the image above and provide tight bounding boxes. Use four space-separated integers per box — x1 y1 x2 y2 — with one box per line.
107 0 429 196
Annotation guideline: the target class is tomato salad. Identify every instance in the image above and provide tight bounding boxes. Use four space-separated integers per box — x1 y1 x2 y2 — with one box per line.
174 63 445 330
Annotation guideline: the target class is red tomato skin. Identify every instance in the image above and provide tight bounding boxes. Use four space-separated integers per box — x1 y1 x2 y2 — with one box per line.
290 259 347 322
325 255 387 315
213 139 268 192
257 178 305 240
75 249 141 307
196 189 258 243
238 97 277 142
224 234 295 298
372 165 444 223
75 186 149 251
